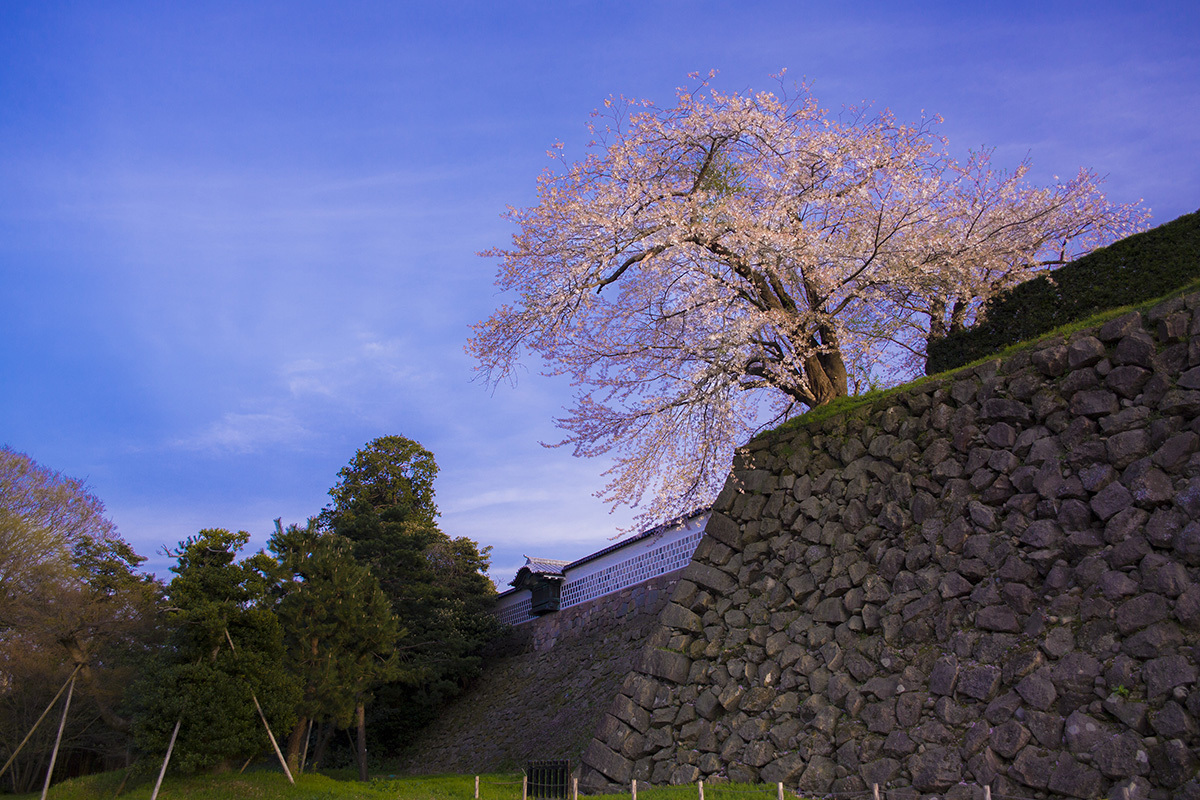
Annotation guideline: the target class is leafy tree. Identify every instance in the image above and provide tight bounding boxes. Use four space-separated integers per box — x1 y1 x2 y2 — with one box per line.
468 73 1147 526
0 447 160 792
131 529 298 774
322 437 501 750
1 445 118 628
322 435 438 528
268 520 399 780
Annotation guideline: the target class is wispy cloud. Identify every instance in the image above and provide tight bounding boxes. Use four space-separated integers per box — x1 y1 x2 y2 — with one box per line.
443 487 553 514
171 412 313 455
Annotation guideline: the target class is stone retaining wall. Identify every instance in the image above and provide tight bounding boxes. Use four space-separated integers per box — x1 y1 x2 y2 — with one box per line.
395 570 681 773
580 295 1200 800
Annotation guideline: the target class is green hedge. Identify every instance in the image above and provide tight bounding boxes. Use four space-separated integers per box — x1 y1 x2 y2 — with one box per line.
925 209 1200 375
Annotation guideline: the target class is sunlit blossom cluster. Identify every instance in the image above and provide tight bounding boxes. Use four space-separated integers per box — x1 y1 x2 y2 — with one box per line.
469 75 1147 530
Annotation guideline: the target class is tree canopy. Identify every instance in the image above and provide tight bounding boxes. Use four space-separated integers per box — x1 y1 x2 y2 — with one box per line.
268 520 398 778
322 435 439 527
2 439 499 784
0 447 160 792
131 529 298 774
469 74 1147 526
322 436 501 750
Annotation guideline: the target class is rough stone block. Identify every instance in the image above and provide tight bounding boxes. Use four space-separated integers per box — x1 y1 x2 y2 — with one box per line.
1122 620 1183 658
612 694 651 733
660 602 703 633
813 597 850 623
1142 657 1200 700
1094 733 1151 778
1112 331 1156 367
989 720 1031 759
1116 593 1170 634
796 755 836 794
1151 700 1195 739
1064 710 1111 753
976 605 1021 633
908 745 963 792
1092 480 1135 520
1150 738 1200 789
582 739 633 784
683 561 736 594
706 513 742 548
1010 746 1056 789
957 665 1002 701
759 752 805 784
1071 388 1119 416
861 699 896 734
641 648 692 684
1016 671 1057 711
1048 757 1104 799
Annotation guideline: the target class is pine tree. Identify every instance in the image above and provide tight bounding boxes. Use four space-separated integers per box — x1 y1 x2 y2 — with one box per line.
130 529 298 774
268 521 398 779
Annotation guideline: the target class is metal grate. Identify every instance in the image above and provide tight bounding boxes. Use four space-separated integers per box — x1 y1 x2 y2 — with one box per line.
526 760 569 799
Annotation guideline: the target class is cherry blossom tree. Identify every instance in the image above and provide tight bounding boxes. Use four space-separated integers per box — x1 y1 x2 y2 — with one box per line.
469 74 1147 526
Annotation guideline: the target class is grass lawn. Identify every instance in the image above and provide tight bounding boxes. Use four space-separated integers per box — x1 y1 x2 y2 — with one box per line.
14 769 800 800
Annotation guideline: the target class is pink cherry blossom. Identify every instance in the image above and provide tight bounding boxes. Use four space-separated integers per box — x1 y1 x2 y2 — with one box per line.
469 76 1146 529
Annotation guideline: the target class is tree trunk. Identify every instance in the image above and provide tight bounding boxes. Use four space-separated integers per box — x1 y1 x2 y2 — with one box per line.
803 325 850 407
310 722 334 771
355 702 368 782
285 717 308 777
63 642 131 733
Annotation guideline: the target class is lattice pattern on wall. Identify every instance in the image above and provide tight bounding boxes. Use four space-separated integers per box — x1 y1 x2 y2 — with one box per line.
494 527 704 627
559 528 703 608
495 596 533 627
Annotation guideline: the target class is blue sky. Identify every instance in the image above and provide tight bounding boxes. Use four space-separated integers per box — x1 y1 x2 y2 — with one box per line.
2 1 1197 584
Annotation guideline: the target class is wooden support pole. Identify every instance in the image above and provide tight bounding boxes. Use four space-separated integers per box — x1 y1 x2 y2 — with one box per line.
39 675 75 800
984 786 992 800
475 775 480 799
224 628 294 785
522 774 528 800
150 718 182 800
631 778 637 800
698 779 705 800
0 664 82 782
300 717 313 775
251 694 295 784
777 782 784 800
573 775 579 800
873 784 881 800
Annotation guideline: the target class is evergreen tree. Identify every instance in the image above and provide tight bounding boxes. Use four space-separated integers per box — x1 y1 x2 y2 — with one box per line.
322 436 502 750
268 521 398 779
131 529 298 774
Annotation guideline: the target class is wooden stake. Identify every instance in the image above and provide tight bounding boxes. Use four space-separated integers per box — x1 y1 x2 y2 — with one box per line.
632 778 637 800
873 784 881 800
573 775 579 800
40 674 75 800
251 694 295 784
522 773 528 800
984 787 991 800
224 628 294 784
698 779 705 800
475 775 480 799
150 718 182 800
115 764 132 796
0 664 82 781
300 717 313 775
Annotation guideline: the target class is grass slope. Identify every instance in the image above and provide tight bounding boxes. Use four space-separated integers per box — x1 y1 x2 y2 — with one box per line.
19 770 801 800
13 770 503 800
